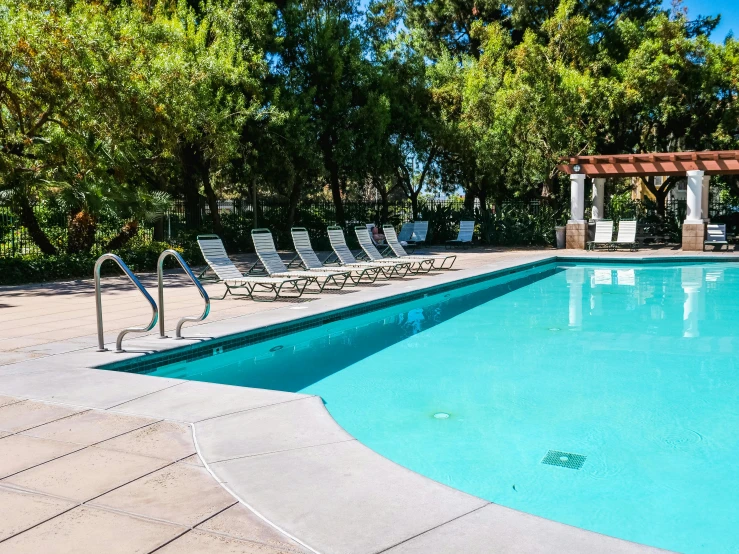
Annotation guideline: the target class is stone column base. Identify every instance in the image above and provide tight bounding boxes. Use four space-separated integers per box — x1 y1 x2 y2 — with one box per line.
566 222 588 250
682 222 706 251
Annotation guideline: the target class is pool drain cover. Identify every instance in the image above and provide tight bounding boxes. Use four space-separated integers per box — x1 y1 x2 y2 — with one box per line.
541 450 586 470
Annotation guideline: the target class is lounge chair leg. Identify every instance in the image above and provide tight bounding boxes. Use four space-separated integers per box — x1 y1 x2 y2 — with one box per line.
211 285 230 300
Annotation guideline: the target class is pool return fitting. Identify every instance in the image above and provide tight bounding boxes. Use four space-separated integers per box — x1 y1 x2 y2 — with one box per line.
94 251 209 352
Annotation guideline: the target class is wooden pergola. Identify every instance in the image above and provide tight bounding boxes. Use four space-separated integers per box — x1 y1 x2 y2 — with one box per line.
560 150 739 250
558 150 739 177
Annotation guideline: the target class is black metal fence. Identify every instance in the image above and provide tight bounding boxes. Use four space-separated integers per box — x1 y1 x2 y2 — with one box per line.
0 206 154 257
1 198 543 257
4 195 738 257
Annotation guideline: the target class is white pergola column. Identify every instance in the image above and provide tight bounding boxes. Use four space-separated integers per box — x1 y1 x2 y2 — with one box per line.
685 170 704 223
701 175 710 221
591 178 605 220
566 174 587 249
569 174 586 222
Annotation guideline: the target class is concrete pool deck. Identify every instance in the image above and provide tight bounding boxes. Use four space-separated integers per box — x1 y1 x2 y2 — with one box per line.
2 246 734 553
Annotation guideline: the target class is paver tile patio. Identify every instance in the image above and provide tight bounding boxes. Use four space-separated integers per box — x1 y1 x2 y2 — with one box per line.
196 503 309 553
0 434 83 478
0 248 540 367
178 453 204 466
0 367 182 409
2 446 170 502
22 409 157 445
0 506 185 554
0 487 76 541
156 529 298 553
96 420 195 462
0 400 83 433
90 463 236 527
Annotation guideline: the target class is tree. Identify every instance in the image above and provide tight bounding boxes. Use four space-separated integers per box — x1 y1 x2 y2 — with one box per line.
0 1 114 254
276 0 369 226
605 8 737 212
501 0 616 200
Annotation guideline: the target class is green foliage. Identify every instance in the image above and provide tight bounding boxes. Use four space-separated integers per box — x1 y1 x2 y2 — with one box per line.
607 193 686 242
477 204 563 246
0 240 189 286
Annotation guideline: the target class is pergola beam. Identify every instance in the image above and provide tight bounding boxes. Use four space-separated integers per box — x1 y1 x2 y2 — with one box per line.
559 150 739 177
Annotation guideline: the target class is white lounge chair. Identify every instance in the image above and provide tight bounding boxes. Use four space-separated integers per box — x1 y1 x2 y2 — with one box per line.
397 222 416 252
355 225 433 274
382 224 456 269
411 220 429 244
327 226 411 279
704 224 729 251
612 220 638 251
291 227 382 284
196 234 309 300
366 223 391 255
446 221 474 249
398 222 415 242
587 220 614 251
252 229 352 293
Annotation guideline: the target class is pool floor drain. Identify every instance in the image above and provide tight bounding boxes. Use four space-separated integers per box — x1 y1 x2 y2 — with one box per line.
269 345 284 352
541 450 586 470
433 412 450 419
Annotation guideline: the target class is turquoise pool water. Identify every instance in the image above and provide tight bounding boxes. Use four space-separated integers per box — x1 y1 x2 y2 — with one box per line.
147 262 739 553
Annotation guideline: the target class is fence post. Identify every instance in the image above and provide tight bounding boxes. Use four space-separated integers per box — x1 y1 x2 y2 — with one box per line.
253 184 258 229
11 214 16 256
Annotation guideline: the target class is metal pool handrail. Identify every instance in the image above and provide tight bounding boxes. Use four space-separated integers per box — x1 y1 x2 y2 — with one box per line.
157 249 210 339
95 253 158 353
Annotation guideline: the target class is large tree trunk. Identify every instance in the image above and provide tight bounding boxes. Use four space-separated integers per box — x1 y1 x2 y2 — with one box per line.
248 179 263 229
328 162 345 226
286 180 303 231
321 132 345 226
181 143 203 230
409 190 420 220
17 194 57 256
463 188 475 213
653 188 667 216
540 176 554 201
153 219 164 242
372 176 390 223
477 189 488 212
642 176 677 217
379 186 389 224
105 220 139 251
202 172 223 236
67 209 97 254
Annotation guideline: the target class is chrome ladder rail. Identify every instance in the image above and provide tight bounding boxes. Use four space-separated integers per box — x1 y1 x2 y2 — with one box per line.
157 249 210 339
95 253 158 353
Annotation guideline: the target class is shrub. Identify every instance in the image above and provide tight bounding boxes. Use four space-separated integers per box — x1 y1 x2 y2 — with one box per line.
0 240 192 286
477 204 563 246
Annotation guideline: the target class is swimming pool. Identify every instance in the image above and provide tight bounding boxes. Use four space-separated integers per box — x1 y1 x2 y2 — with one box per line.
109 261 739 553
